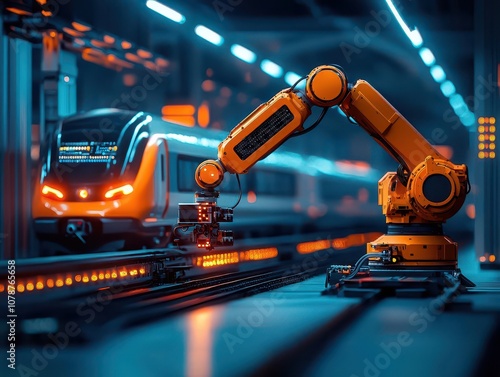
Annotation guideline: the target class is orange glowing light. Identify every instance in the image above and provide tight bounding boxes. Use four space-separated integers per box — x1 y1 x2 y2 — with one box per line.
82 275 89 283
156 57 169 68
36 282 44 290
434 145 454 160
55 279 64 287
201 80 215 92
64 277 72 286
466 204 475 219
62 27 83 37
139 268 146 274
479 256 487 262
125 52 142 63
0 285 4 293
104 35 116 44
297 240 331 254
120 271 128 277
478 125 485 133
478 151 485 159
91 275 98 282
42 184 64 199
5 7 33 16
104 184 133 199
98 273 105 280
121 40 132 49
143 61 157 71
489 255 496 262
491 126 496 133
74 275 82 282
111 272 118 279
26 283 35 291
78 189 89 199
247 191 257 203
137 49 152 59
198 101 210 128
196 252 239 267
491 151 496 158
72 22 92 32
17 284 25 293
478 117 485 125
490 117 496 124
162 115 195 127
105 272 111 279
162 105 196 116
240 248 278 261
129 269 138 276
46 279 54 288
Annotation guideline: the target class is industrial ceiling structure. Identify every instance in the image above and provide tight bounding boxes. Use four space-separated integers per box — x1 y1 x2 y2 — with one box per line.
3 0 475 159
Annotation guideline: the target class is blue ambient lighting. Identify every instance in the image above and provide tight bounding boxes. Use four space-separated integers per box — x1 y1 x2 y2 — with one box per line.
146 0 185 24
230 44 257 63
194 25 224 46
260 59 283 78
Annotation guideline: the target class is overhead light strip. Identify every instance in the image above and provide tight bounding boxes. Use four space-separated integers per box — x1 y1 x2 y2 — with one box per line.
146 0 185 24
385 0 475 127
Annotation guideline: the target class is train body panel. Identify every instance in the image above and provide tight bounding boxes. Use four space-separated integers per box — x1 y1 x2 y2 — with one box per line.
32 109 472 254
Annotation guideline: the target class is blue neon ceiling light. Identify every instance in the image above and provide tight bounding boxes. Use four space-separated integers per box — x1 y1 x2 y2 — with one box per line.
146 0 185 24
385 0 423 47
194 25 224 46
284 72 303 87
440 81 456 97
260 59 283 78
430 65 446 83
386 0 474 127
418 48 436 66
230 44 257 63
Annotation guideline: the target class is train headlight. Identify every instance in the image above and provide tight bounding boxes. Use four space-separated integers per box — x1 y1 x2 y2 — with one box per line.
78 189 89 199
41 185 64 200
104 184 134 199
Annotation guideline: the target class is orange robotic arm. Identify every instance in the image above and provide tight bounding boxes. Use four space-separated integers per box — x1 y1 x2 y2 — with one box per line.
193 65 469 267
197 65 468 224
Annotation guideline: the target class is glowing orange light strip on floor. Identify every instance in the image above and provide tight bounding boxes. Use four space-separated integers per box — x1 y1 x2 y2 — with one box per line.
195 247 279 268
297 232 384 254
13 264 150 293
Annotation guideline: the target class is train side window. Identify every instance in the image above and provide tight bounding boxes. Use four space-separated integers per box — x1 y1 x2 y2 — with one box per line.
178 155 204 192
161 154 165 182
319 177 354 199
219 173 247 193
253 169 296 196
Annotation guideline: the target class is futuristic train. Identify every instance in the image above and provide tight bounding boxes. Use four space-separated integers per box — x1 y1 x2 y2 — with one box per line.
32 108 473 254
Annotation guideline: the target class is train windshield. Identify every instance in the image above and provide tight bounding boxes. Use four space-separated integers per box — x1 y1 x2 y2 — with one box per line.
49 111 150 184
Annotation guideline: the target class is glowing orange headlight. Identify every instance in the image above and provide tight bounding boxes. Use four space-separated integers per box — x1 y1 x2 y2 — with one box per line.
104 184 134 199
78 189 89 199
41 185 64 200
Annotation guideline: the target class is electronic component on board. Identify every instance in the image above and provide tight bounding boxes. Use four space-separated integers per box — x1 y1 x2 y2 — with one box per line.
177 190 234 250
